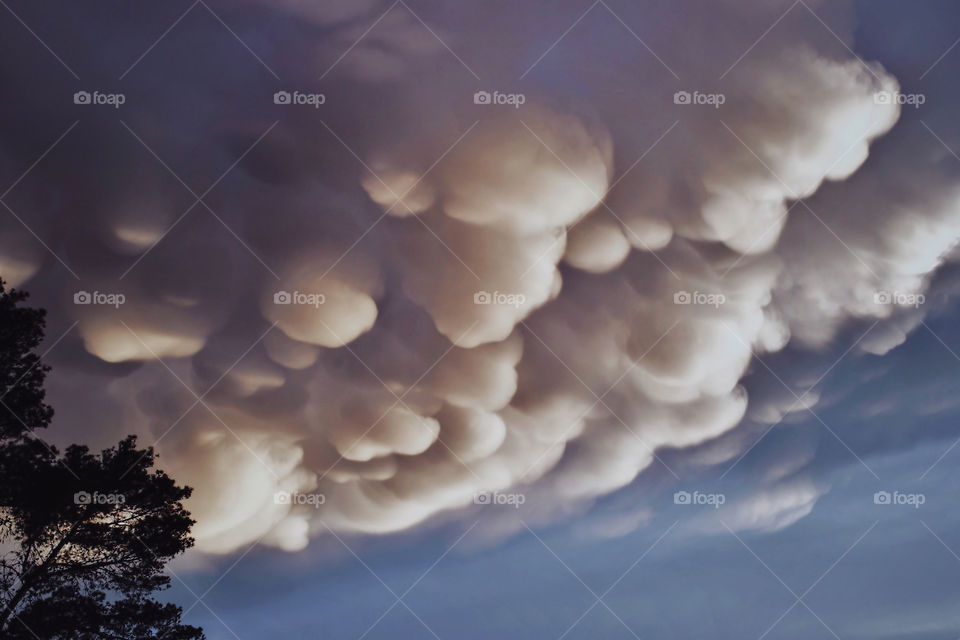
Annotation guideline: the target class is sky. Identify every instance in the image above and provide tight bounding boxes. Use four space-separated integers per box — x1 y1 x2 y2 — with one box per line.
3 0 960 638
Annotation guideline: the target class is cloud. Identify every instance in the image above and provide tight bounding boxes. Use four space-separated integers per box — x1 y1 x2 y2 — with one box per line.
3 0 957 554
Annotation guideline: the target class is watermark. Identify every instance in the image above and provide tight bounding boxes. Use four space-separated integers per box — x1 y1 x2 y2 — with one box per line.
673 290 726 308
473 90 526 108
474 290 526 308
274 290 325 308
873 490 925 508
74 290 125 308
274 90 326 108
74 491 125 505
474 491 525 508
873 290 924 308
74 90 125 109
873 91 925 109
674 90 725 109
274 491 326 508
674 490 725 508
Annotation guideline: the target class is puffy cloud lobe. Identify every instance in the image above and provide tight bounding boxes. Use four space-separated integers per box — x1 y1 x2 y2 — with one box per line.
363 108 612 348
563 213 631 273
261 258 381 348
154 411 317 553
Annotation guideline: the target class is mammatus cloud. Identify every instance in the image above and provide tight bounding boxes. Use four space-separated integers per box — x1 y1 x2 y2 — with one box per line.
2 0 956 554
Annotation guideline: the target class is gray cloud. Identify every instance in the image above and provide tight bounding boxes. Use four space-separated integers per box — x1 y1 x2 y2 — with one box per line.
2 0 956 555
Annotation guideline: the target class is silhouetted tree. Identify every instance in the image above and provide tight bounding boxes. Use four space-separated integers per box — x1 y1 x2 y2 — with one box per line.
0 282 204 639
0 284 52 440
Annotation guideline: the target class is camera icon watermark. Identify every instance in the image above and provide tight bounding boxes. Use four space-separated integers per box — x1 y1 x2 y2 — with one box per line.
73 90 125 109
274 491 326 508
873 490 925 508
473 491 525 508
873 91 925 109
74 490 126 505
673 90 725 109
473 290 526 308
473 90 526 108
274 90 326 108
673 290 725 308
674 490 725 508
273 290 325 308
873 290 924 308
74 291 125 309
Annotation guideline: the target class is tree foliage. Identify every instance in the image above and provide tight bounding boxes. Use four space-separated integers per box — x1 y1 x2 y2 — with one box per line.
0 285 52 439
0 282 203 639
